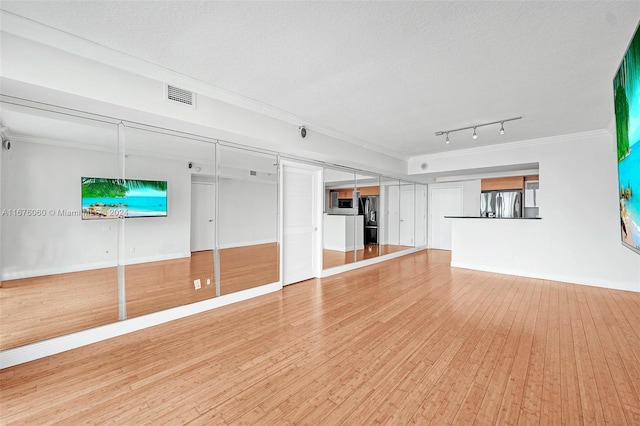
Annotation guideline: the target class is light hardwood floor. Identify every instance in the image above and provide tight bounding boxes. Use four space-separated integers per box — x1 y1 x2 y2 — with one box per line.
0 244 278 350
322 244 412 269
0 267 120 350
2 250 640 424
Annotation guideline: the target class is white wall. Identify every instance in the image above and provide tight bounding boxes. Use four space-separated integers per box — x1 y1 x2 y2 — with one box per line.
2 140 117 278
428 179 481 217
218 179 278 248
412 131 640 291
0 139 191 279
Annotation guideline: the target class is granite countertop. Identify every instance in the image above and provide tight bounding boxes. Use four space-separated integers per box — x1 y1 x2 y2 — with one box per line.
445 216 542 219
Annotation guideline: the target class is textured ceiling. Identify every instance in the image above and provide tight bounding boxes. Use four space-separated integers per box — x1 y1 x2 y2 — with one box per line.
1 1 639 158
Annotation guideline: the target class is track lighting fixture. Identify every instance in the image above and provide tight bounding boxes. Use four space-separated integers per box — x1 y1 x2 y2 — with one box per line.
435 116 522 144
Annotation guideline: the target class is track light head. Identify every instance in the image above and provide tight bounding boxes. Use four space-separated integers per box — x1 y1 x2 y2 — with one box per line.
472 128 478 139
445 133 450 144
499 122 505 135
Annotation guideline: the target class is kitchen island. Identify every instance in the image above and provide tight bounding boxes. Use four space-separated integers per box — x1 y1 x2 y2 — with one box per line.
447 216 543 278
324 214 364 252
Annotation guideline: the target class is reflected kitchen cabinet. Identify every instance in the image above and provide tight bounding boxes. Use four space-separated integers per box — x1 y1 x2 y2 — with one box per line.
329 186 379 202
338 189 353 198
329 189 352 203
358 186 380 196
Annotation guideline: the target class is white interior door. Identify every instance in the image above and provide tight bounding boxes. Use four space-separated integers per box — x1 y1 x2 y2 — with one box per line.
429 187 462 250
386 185 400 245
282 164 319 285
400 187 415 246
190 179 215 252
415 187 427 246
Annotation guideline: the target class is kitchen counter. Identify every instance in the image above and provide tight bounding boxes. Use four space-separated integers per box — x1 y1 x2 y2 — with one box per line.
445 216 541 219
324 214 364 252
449 216 542 276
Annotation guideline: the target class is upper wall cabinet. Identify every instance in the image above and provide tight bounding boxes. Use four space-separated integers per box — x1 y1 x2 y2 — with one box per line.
481 176 524 191
524 175 540 217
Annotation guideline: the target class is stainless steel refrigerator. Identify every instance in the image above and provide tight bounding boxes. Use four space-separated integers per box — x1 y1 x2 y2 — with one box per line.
480 190 522 218
359 195 379 244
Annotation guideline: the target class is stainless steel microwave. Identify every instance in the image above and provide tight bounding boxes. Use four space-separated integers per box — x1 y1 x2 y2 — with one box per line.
337 198 353 208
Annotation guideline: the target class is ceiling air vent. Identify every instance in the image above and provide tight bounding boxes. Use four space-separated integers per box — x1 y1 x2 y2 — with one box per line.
250 170 257 176
166 84 196 107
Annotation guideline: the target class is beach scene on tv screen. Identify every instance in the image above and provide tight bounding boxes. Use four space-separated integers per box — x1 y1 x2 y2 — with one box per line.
81 178 167 219
615 25 640 252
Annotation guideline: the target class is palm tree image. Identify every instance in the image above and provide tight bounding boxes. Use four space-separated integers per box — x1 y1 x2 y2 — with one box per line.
614 25 640 251
614 25 639 162
82 178 167 219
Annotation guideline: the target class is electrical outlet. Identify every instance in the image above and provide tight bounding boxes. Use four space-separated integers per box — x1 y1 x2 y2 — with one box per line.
194 279 201 290
206 278 211 286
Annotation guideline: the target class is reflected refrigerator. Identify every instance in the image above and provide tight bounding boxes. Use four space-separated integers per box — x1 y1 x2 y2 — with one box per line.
358 195 379 244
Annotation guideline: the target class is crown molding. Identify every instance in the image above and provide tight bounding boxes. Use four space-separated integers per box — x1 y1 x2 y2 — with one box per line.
0 11 407 162
409 129 610 163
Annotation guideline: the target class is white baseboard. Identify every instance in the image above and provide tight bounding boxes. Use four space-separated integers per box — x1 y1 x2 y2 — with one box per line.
123 252 191 265
321 246 426 277
1 260 116 280
218 239 277 249
450 261 640 293
1 252 192 280
0 281 282 369
324 244 365 252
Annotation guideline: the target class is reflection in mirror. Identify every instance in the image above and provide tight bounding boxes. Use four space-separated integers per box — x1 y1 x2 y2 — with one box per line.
322 167 357 268
399 181 416 250
380 177 401 253
415 184 428 246
218 146 279 295
355 172 381 261
123 125 216 318
0 103 120 349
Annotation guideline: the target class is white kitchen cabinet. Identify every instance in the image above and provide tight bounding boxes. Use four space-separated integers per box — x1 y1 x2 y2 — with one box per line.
524 180 540 218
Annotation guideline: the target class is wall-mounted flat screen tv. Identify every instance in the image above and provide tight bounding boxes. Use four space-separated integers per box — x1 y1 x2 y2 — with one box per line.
614 24 640 254
81 177 167 220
